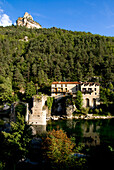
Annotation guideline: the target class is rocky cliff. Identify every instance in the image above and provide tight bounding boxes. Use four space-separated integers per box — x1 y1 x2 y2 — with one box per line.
16 12 42 29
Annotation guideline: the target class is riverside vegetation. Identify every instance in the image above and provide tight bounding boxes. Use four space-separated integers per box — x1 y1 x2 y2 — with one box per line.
0 113 114 170
0 113 88 170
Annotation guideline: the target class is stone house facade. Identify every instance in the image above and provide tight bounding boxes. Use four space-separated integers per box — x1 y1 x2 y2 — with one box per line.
51 82 80 98
51 81 100 108
80 82 100 108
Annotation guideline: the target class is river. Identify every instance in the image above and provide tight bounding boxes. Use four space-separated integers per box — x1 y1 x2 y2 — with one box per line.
1 110 114 148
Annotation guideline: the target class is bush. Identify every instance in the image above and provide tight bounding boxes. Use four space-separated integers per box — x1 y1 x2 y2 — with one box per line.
99 108 103 114
89 109 93 114
42 129 87 169
94 108 100 115
81 107 89 115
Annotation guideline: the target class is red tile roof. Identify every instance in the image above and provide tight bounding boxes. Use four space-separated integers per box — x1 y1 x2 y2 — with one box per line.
52 82 80 84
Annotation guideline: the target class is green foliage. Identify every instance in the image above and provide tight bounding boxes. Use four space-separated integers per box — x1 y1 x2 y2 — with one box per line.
15 103 26 116
81 107 89 115
25 81 36 99
0 113 32 168
47 97 53 110
75 91 83 110
100 86 114 106
94 108 100 114
0 161 5 170
0 76 13 103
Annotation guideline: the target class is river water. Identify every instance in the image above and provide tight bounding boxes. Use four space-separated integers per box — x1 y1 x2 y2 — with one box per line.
1 110 114 148
46 119 114 147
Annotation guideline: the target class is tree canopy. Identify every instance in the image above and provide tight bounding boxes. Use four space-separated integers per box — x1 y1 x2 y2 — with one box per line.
0 26 114 102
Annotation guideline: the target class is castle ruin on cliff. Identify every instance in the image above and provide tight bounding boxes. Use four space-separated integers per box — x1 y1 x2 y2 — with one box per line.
16 12 42 29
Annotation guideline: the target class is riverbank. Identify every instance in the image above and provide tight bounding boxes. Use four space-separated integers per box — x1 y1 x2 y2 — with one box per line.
49 114 114 121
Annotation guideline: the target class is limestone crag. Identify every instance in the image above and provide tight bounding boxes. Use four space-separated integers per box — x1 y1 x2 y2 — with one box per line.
16 12 42 29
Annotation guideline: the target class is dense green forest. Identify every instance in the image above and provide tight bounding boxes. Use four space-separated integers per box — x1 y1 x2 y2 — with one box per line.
0 25 114 103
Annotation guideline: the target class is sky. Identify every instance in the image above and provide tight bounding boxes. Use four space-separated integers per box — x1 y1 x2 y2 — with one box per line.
0 0 114 36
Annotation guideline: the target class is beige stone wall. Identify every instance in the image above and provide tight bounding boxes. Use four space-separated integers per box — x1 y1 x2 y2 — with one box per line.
29 95 47 125
51 82 100 108
51 83 79 97
81 84 100 108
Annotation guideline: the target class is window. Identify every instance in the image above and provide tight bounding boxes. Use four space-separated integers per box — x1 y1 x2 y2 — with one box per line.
86 98 89 107
93 98 96 107
83 88 86 92
55 84 57 87
76 85 78 91
95 88 96 91
65 84 67 87
61 84 63 87
88 88 92 92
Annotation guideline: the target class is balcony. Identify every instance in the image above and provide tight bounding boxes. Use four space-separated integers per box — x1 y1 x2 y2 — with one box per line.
51 88 69 93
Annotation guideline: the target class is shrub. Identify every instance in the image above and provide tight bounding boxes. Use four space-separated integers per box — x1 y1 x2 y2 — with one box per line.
81 107 89 115
99 108 103 114
89 109 93 114
94 108 99 115
42 129 74 168
42 129 87 169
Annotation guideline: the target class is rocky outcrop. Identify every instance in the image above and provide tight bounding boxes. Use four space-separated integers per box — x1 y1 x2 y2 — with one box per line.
66 105 76 118
16 12 42 29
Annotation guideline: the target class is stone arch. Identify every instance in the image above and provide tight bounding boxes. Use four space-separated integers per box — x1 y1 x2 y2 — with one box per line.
86 98 89 107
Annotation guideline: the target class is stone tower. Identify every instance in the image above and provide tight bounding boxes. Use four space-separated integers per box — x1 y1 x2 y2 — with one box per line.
28 95 48 125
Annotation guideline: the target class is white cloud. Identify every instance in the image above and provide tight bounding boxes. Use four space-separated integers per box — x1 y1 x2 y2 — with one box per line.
0 8 12 26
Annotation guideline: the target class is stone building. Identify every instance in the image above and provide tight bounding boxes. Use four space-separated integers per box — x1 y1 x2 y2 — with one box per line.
51 81 100 108
51 82 80 98
28 95 48 125
80 82 100 108
16 12 42 29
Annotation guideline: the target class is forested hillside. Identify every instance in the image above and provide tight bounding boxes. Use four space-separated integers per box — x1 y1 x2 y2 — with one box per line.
0 26 114 102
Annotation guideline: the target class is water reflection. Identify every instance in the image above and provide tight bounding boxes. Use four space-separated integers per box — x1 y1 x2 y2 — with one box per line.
81 122 100 146
32 125 46 135
34 120 100 146
46 119 114 147
29 119 114 147
65 120 100 146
